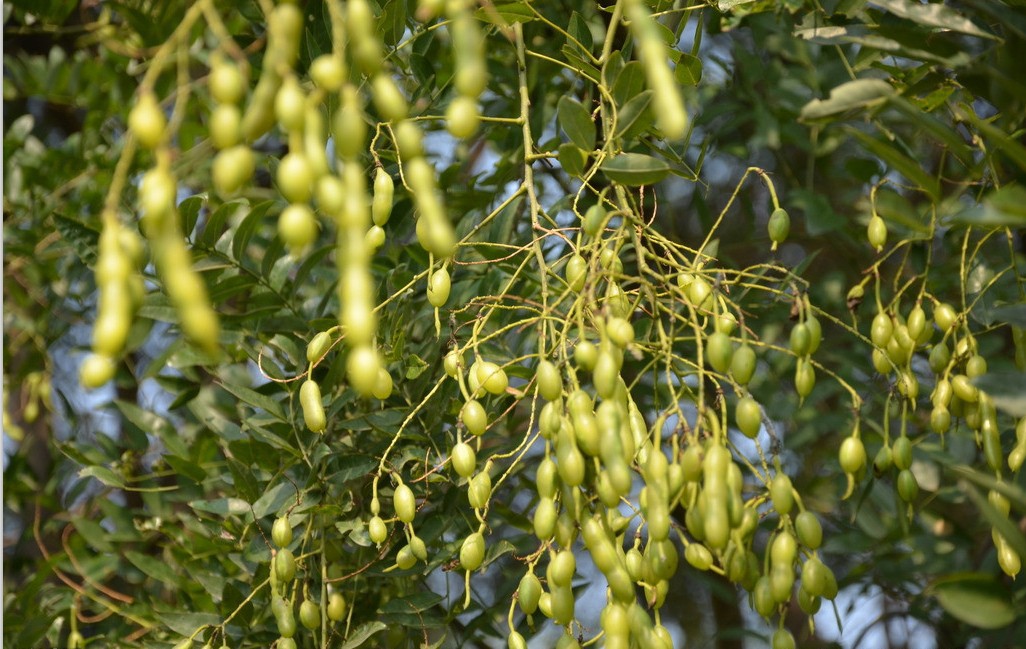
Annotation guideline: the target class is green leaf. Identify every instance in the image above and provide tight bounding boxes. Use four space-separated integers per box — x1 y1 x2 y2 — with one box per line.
189 497 252 517
674 52 703 86
558 143 588 178
163 454 207 484
217 380 287 422
404 353 429 379
846 128 940 201
937 460 1026 512
949 185 1026 228
799 79 894 121
872 0 994 39
600 153 670 186
612 61 646 107
339 621 388 649
52 213 99 266
614 90 653 140
957 106 1026 173
253 480 299 519
930 573 1017 629
125 550 178 585
155 611 222 638
567 12 593 53
72 517 114 552
478 2 533 24
178 195 204 236
78 466 126 489
232 200 275 261
557 96 595 151
988 303 1026 328
963 481 1026 560
971 371 1026 417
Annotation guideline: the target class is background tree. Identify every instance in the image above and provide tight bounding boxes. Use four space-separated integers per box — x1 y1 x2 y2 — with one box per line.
4 1 1026 648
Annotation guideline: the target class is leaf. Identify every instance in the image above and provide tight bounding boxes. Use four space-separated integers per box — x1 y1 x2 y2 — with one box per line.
72 517 114 552
988 303 1026 328
557 96 596 151
163 454 207 484
612 61 646 107
971 371 1026 417
846 128 940 201
232 200 274 261
872 0 995 39
78 466 126 489
178 195 204 236
937 460 1026 512
948 185 1026 228
252 480 299 519
600 153 670 186
613 89 653 140
888 97 972 163
478 2 533 24
566 12 593 53
404 353 429 379
957 106 1026 173
189 497 252 517
799 78 894 121
674 52 703 86
930 573 1017 629
217 380 287 422
52 213 99 266
155 611 222 638
557 143 588 178
125 550 178 585
339 621 388 649
963 480 1026 561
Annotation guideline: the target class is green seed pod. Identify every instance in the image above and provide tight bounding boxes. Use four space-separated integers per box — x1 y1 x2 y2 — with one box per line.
372 167 394 226
795 511 823 549
839 436 866 475
272 516 293 548
299 379 326 433
767 208 790 249
518 570 542 614
128 93 166 149
394 483 416 523
867 215 887 251
460 531 485 571
897 469 919 502
770 474 794 516
307 331 333 363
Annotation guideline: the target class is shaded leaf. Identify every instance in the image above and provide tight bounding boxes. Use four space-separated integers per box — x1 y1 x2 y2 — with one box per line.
78 466 126 489
125 550 178 585
799 78 894 121
339 621 388 649
614 89 653 140
557 96 596 151
217 381 287 422
873 0 994 39
847 127 940 200
190 497 252 517
930 573 1017 629
972 371 1026 417
600 153 670 186
557 143 588 178
674 52 703 86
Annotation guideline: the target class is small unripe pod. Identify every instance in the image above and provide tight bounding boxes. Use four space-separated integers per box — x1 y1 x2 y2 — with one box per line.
300 379 327 433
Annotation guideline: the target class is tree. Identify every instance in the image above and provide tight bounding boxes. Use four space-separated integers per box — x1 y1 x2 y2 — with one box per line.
4 0 1026 647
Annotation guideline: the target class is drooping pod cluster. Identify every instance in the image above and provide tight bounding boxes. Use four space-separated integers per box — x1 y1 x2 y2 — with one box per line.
844 189 1024 577
79 215 146 388
623 0 687 140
